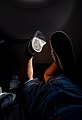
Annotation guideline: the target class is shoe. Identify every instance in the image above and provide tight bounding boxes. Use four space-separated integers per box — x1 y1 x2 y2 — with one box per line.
25 30 46 57
50 31 76 76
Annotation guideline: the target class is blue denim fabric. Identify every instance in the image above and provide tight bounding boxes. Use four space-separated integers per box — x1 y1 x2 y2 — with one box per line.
22 75 82 120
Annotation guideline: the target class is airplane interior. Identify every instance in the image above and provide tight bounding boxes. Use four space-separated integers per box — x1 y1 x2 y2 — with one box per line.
0 0 82 119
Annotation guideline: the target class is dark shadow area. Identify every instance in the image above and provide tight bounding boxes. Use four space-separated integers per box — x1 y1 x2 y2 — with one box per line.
0 1 81 78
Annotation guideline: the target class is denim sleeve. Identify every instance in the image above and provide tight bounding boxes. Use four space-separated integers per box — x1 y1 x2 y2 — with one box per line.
21 75 82 120
21 78 48 119
22 78 41 94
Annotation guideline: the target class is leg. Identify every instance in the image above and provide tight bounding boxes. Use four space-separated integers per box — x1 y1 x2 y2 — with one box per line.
50 31 76 80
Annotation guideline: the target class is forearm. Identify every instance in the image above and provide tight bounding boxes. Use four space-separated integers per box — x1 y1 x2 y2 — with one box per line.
27 57 33 80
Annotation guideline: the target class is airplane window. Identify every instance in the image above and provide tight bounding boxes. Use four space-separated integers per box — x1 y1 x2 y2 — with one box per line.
7 0 54 8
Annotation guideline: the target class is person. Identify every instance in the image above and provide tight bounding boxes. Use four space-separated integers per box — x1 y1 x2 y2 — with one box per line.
20 31 82 120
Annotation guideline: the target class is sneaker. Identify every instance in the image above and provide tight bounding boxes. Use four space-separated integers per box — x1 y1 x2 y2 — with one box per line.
25 30 46 57
50 31 76 76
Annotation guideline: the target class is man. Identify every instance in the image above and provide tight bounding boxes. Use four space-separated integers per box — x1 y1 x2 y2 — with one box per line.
21 31 82 120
